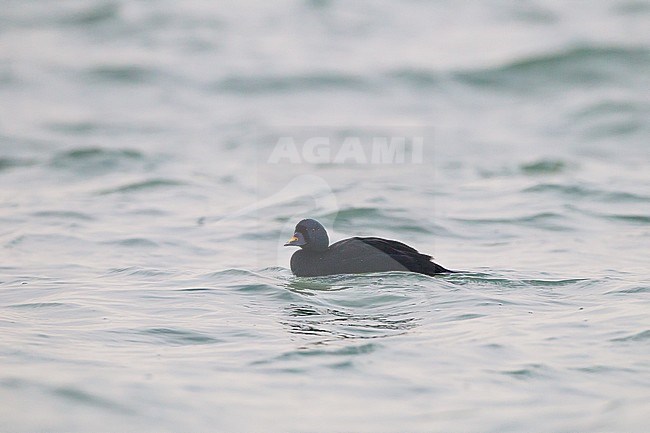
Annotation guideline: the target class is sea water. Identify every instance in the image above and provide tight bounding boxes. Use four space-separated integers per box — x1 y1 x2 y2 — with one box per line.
1 1 649 432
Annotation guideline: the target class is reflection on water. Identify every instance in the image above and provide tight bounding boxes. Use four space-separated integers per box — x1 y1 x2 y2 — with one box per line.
283 302 418 340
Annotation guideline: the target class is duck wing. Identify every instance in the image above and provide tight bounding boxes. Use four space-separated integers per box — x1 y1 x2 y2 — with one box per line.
329 237 452 275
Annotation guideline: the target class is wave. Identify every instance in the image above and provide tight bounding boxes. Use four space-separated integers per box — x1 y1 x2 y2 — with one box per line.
0 157 36 172
213 72 371 94
108 327 221 346
85 64 158 84
319 206 454 237
519 159 567 175
104 238 159 248
31 210 94 221
49 147 147 178
3 378 133 414
96 178 186 194
208 45 650 97
451 211 572 231
523 183 649 202
611 330 650 343
454 45 650 91
58 3 119 26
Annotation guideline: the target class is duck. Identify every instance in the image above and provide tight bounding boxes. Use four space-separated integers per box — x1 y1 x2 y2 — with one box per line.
284 218 453 277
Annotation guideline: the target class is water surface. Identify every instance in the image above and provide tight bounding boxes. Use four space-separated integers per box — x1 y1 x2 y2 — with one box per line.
1 1 649 432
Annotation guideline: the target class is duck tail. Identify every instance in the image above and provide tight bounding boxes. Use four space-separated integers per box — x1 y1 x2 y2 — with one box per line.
426 260 455 275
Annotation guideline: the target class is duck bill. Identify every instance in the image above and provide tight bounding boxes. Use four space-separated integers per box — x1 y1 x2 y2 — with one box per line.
284 233 306 247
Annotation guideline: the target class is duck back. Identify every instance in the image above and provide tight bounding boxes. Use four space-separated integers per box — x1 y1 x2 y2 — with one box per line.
290 237 452 277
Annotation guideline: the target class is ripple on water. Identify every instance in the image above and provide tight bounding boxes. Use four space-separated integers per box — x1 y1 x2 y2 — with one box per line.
212 72 371 94
112 327 222 346
605 285 650 295
519 159 567 175
386 68 441 88
523 183 649 202
455 46 650 92
2 378 133 414
451 211 573 231
279 342 378 359
272 273 446 341
286 303 418 334
30 210 93 221
204 268 263 279
85 64 159 84
96 178 187 195
7 302 68 309
4 233 89 251
499 363 552 380
323 206 388 222
321 206 454 236
104 238 159 248
175 287 214 293
569 98 648 140
49 147 148 177
601 214 650 225
445 313 486 322
52 147 143 163
0 157 36 172
610 330 650 343
446 274 589 288
251 342 380 372
106 267 178 278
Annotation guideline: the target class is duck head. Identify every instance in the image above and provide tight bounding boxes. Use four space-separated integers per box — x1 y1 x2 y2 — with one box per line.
284 218 329 252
